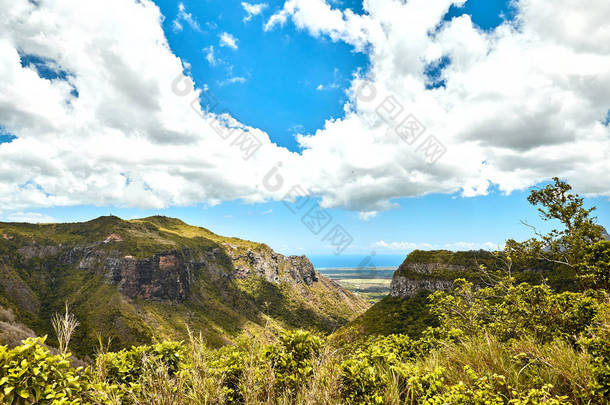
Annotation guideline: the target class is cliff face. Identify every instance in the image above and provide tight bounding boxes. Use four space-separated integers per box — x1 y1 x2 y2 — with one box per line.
224 244 318 286
6 228 326 303
389 275 454 298
0 216 368 355
389 250 495 298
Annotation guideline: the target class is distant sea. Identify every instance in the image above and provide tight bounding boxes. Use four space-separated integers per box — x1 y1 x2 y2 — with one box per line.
308 254 405 302
308 254 405 269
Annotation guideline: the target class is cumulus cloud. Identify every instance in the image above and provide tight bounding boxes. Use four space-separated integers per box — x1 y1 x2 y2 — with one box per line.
219 32 239 50
242 2 267 23
266 0 610 212
0 0 609 219
0 0 293 216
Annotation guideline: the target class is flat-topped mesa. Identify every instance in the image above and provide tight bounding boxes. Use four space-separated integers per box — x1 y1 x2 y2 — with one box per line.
389 249 496 298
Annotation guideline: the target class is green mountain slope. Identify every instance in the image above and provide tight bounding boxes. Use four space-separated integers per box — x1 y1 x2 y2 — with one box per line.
0 216 368 357
334 248 580 342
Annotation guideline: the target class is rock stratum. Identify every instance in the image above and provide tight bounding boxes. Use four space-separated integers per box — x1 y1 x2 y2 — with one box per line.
389 250 496 298
0 216 368 356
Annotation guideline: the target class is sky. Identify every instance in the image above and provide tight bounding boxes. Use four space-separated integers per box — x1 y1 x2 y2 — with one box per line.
0 0 609 262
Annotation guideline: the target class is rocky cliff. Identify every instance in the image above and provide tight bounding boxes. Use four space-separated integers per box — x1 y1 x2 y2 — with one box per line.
389 250 496 298
0 216 368 355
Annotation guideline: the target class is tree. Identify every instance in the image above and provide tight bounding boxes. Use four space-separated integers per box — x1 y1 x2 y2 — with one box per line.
505 177 604 271
578 241 610 291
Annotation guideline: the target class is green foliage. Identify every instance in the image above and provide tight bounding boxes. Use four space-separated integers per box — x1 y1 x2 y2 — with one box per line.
340 334 429 404
265 329 322 395
579 334 610 400
578 303 610 401
338 291 439 340
98 340 186 387
208 340 253 404
578 241 610 291
505 177 604 274
0 337 104 404
430 278 601 344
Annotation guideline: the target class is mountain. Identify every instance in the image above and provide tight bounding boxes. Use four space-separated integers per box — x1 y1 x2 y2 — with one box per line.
0 216 368 357
333 247 581 341
389 249 497 298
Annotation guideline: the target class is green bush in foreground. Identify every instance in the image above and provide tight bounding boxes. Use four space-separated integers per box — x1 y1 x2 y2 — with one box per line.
0 337 106 404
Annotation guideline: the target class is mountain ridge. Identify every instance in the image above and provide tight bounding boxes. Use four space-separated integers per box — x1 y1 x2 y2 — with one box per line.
0 215 368 356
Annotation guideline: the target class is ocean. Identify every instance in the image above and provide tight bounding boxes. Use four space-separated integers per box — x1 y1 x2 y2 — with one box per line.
309 254 405 302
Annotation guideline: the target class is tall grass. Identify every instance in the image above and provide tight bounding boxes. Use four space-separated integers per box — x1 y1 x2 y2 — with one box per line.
51 302 79 356
419 333 595 404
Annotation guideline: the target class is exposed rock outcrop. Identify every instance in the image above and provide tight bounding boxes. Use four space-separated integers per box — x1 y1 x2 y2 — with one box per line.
389 275 453 298
118 252 190 301
223 244 318 285
400 262 467 275
13 239 322 303
389 249 496 298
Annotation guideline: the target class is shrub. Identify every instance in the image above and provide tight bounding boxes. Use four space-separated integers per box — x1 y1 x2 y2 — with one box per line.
265 329 322 396
98 340 186 387
209 342 250 404
578 241 610 291
430 279 600 344
0 337 105 404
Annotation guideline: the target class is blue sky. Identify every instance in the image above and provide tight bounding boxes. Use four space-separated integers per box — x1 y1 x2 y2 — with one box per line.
156 0 369 151
1 0 608 266
153 0 515 150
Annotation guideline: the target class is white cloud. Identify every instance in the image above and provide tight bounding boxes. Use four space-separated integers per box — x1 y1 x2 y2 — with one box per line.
172 20 183 33
242 2 267 23
0 0 609 218
265 0 610 212
173 2 200 32
316 68 342 91
203 45 218 66
373 240 432 250
3 212 56 223
373 240 501 252
219 32 239 50
218 65 247 86
219 76 247 86
442 241 504 251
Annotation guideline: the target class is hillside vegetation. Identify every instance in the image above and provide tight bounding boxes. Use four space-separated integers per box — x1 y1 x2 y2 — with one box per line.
0 215 368 357
1 178 609 404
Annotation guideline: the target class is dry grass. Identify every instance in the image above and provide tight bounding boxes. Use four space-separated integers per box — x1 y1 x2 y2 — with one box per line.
51 302 79 356
419 333 596 404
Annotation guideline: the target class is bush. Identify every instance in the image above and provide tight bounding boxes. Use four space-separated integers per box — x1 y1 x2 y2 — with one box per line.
0 337 105 404
578 241 610 291
265 329 322 395
97 340 186 389
430 279 601 344
208 341 251 404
